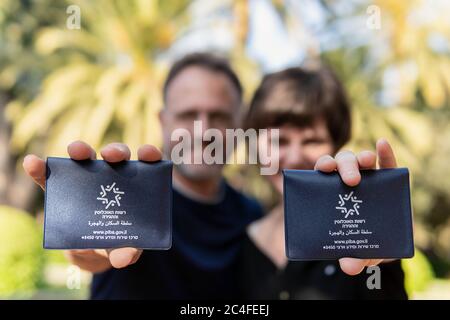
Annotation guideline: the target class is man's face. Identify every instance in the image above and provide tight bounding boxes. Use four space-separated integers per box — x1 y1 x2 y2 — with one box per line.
160 66 240 181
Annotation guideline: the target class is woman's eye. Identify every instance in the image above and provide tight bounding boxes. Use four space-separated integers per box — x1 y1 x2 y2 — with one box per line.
278 138 289 146
303 138 325 145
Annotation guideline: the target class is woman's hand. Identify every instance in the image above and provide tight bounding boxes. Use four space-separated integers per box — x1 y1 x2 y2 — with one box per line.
314 138 397 276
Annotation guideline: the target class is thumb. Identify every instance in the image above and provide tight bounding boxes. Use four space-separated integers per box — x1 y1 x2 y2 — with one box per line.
107 247 143 269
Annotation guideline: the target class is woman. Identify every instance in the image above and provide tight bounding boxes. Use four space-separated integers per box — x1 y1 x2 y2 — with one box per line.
239 66 407 299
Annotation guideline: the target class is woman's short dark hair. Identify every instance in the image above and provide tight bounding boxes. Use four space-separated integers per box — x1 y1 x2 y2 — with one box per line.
163 52 243 103
245 66 352 150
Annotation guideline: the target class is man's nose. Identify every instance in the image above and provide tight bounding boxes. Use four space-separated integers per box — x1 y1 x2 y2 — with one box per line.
192 113 211 143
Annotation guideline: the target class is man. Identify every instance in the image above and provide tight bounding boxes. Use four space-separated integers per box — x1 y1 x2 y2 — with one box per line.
23 53 398 299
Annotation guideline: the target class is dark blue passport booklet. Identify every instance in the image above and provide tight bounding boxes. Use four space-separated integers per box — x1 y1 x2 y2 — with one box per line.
44 157 172 250
283 168 414 260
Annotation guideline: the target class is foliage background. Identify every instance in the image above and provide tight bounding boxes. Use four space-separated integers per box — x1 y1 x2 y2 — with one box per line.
0 0 449 299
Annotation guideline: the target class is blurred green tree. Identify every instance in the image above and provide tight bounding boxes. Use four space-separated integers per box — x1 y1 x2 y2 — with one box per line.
6 0 191 158
0 0 68 208
0 205 44 298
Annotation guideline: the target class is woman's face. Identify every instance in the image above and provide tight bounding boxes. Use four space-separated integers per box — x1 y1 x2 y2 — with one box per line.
265 119 335 195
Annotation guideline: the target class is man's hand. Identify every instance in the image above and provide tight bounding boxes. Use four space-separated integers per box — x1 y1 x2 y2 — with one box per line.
314 138 397 276
23 140 162 273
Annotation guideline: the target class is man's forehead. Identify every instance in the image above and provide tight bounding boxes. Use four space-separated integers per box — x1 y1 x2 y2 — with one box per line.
165 67 240 107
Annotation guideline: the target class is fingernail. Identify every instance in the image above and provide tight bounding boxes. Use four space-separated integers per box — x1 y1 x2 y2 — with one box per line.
345 170 358 178
345 171 360 184
23 154 32 164
114 145 128 154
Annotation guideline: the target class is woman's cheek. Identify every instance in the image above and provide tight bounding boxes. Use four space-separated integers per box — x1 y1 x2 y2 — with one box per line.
305 145 334 167
277 146 288 171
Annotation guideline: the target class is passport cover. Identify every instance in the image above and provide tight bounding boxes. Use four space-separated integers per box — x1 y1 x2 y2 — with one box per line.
283 168 414 260
44 157 173 250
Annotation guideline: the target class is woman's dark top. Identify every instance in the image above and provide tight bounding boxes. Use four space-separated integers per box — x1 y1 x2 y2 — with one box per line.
238 234 408 300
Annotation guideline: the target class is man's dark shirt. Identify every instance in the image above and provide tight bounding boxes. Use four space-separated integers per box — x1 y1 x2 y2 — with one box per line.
90 181 263 299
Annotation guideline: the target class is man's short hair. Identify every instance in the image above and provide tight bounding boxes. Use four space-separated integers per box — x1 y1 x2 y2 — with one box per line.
245 66 352 151
163 52 243 104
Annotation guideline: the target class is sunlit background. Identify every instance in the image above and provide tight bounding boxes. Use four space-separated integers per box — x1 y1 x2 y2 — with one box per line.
0 0 449 299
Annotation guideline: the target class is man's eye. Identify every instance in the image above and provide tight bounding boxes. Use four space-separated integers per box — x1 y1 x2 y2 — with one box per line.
211 113 231 123
177 112 197 120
